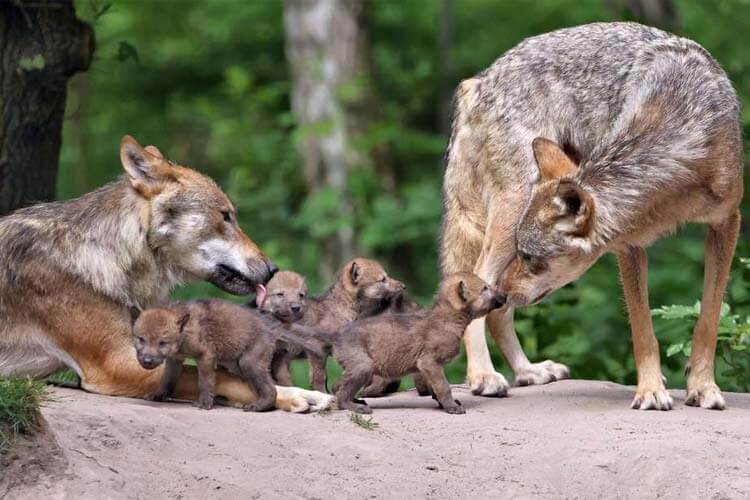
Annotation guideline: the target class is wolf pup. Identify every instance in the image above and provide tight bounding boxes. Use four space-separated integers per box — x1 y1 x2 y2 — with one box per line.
276 258 406 392
252 270 309 386
440 22 741 410
133 300 324 411
327 272 504 414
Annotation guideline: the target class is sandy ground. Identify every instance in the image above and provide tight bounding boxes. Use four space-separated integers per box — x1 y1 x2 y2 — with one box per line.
2 379 749 500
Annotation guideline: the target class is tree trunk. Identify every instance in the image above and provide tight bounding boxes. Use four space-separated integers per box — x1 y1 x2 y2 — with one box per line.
0 0 95 216
283 0 368 279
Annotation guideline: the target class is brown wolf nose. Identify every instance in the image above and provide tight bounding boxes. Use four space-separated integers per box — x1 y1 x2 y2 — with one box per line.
291 304 301 313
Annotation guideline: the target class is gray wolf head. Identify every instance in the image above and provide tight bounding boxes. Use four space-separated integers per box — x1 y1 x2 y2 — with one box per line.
121 135 277 294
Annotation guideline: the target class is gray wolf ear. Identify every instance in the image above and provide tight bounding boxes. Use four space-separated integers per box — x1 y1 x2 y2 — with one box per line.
176 312 190 332
532 137 578 181
349 261 361 285
554 181 594 236
120 135 174 196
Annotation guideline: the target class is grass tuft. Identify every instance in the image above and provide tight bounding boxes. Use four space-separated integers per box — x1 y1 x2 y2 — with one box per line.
349 412 379 431
0 377 47 453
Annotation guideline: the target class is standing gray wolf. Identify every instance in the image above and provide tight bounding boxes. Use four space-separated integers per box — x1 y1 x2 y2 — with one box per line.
132 300 325 412
0 135 333 413
326 272 505 414
441 22 742 410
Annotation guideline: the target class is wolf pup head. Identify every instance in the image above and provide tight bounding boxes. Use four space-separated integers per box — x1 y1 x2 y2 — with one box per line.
132 308 189 369
120 136 277 295
439 272 505 319
341 258 406 303
502 138 601 306
258 270 308 322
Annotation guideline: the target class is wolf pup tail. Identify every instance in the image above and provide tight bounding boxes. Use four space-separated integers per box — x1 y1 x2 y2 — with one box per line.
277 325 330 360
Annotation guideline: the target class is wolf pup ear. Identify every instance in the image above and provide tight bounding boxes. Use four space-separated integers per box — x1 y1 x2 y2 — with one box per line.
531 137 578 181
553 181 594 237
349 261 361 285
176 312 190 332
120 135 173 197
144 145 164 159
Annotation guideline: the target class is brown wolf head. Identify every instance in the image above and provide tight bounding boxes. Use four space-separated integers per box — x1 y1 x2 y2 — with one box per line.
132 307 188 369
120 136 276 295
257 270 308 322
438 272 505 318
501 138 601 306
340 258 406 303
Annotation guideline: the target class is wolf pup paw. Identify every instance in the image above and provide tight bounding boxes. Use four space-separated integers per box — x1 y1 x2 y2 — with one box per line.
146 391 168 402
685 382 725 410
513 360 569 386
467 371 509 397
194 396 214 410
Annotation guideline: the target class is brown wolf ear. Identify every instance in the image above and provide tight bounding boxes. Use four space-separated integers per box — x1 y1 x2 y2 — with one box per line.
349 261 361 285
532 137 578 181
176 312 190 332
120 136 174 197
144 145 164 159
456 280 468 303
553 181 594 236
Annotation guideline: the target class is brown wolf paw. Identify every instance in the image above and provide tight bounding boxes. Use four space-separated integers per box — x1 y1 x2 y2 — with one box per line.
631 385 673 411
685 382 725 410
513 360 569 386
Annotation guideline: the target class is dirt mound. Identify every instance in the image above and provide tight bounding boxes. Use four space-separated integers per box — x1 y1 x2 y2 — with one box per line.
5 380 750 499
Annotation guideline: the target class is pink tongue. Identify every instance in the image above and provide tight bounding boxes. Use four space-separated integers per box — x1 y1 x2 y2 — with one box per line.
255 284 267 308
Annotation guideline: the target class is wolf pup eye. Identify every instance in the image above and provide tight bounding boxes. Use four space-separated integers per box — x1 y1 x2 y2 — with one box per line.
221 210 232 223
158 340 168 348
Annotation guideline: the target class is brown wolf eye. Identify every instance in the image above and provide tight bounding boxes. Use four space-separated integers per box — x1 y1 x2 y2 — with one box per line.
221 211 232 223
158 340 167 348
519 251 533 263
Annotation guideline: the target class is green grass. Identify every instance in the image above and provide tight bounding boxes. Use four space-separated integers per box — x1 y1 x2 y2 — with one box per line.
349 412 379 431
0 377 47 453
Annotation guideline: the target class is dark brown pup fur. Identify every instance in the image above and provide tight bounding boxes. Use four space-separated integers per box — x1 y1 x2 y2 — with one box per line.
133 300 323 412
265 258 405 392
329 272 505 414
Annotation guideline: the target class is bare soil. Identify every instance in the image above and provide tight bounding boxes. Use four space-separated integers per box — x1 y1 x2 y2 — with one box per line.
3 380 750 499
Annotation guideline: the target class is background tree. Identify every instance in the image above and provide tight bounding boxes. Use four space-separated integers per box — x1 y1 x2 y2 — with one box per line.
0 0 93 216
282 0 370 279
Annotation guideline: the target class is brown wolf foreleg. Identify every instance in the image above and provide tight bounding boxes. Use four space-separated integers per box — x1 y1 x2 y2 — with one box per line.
148 358 183 401
685 211 740 410
617 246 672 410
417 358 464 414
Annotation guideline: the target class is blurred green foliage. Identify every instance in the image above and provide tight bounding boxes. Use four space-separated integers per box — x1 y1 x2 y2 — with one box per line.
60 0 749 392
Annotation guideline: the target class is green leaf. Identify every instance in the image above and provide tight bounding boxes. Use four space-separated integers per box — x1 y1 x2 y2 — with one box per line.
117 41 139 64
666 343 685 357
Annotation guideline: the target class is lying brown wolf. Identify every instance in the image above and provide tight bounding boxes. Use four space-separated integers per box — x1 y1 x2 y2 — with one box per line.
0 135 333 413
441 22 741 410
